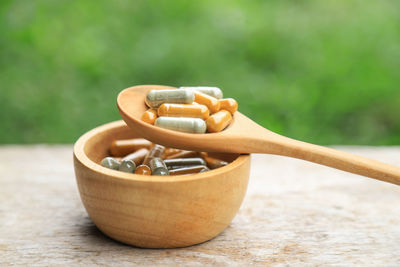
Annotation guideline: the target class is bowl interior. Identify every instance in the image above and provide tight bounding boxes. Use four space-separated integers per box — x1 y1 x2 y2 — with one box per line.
82 121 241 172
74 120 251 248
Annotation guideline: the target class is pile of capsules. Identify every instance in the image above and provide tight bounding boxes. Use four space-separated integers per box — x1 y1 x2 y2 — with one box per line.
100 138 229 176
141 86 238 133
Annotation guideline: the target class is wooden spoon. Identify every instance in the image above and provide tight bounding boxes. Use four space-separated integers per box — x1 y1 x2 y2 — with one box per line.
117 85 400 186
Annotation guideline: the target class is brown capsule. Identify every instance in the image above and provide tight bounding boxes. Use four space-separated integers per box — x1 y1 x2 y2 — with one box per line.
157 103 209 120
110 138 152 157
194 91 220 114
166 150 199 159
142 144 165 166
162 148 183 159
169 165 209 176
122 148 149 166
206 110 232 133
141 109 158 125
202 155 229 169
135 165 151 175
218 98 238 114
199 152 208 158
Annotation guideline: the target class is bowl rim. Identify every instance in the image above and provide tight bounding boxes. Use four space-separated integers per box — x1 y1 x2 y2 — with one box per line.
74 120 250 183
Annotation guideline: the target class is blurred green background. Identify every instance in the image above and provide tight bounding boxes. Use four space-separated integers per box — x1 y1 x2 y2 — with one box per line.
1 0 399 145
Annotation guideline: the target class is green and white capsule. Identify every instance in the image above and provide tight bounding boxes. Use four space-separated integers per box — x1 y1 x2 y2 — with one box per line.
149 157 169 176
146 89 194 108
199 167 210 173
169 165 210 175
164 157 206 170
155 117 207 134
101 157 120 170
119 159 136 173
180 86 223 99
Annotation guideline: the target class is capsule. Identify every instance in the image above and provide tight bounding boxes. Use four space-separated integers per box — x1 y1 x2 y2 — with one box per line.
110 138 152 157
201 154 229 169
101 157 120 170
119 159 136 173
169 165 209 176
142 144 165 166
180 87 223 99
141 109 158 125
218 98 238 114
122 148 149 166
162 148 183 159
135 165 151 175
206 110 232 133
164 157 206 170
149 158 169 176
200 167 210 173
166 150 199 159
155 117 206 134
158 104 209 120
145 89 194 108
194 91 220 114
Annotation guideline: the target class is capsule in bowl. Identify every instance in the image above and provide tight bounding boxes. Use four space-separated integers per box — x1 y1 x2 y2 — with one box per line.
73 120 251 248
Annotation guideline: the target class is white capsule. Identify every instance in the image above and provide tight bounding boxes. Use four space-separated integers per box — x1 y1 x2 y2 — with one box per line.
155 117 207 134
180 86 223 99
146 89 194 108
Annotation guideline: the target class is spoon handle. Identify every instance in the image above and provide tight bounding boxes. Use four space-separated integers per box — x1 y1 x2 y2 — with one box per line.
248 130 400 185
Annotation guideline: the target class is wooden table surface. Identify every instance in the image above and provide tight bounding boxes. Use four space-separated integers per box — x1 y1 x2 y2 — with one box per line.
1 145 400 266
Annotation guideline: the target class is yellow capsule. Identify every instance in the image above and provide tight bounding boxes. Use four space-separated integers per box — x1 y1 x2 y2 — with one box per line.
135 165 151 175
141 109 157 125
194 91 220 114
206 110 232 133
110 138 152 157
157 103 209 120
218 98 238 114
122 148 149 166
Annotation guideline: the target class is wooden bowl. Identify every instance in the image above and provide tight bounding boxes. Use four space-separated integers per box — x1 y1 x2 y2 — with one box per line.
73 120 251 248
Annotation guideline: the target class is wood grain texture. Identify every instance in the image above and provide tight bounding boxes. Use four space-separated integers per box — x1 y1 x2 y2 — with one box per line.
1 145 400 266
73 120 250 248
118 85 400 186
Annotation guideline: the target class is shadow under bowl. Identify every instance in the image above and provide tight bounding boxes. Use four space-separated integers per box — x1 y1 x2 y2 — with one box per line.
73 120 251 248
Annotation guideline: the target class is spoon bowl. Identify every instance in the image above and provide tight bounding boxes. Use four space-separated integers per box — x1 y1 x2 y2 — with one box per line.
117 85 268 152
118 85 400 186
